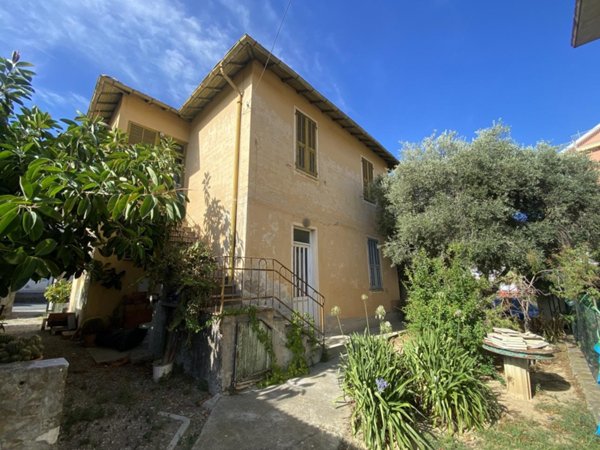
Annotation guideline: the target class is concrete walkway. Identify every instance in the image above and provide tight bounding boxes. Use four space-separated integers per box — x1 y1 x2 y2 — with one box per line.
193 352 359 449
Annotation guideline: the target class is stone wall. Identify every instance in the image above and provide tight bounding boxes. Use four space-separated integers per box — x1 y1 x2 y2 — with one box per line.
0 358 69 449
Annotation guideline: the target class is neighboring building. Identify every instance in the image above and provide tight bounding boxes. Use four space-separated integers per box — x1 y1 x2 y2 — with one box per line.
564 122 600 161
572 0 600 47
71 34 400 334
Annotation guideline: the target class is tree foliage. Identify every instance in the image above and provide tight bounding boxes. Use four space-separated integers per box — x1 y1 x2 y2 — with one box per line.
0 53 186 296
404 249 496 357
378 124 600 275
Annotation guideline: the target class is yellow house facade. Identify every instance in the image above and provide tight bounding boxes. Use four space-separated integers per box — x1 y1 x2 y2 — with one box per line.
74 35 400 333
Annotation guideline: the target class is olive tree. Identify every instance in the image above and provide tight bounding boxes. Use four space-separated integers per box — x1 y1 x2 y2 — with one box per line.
378 124 600 276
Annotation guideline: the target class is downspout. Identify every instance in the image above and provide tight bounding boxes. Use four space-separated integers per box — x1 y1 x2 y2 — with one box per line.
219 65 244 291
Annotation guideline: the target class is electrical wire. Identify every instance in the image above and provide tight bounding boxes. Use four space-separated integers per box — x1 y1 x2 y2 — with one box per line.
255 0 293 92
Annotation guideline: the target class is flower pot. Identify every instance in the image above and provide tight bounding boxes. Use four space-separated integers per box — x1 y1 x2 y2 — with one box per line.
50 302 67 313
153 361 173 382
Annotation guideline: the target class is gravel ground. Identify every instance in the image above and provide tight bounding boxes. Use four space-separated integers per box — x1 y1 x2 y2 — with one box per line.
4 314 211 450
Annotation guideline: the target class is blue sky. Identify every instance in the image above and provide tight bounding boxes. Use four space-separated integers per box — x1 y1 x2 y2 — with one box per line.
1 1 599 157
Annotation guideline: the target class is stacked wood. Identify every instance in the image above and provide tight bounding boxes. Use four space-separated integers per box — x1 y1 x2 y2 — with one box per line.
483 327 552 353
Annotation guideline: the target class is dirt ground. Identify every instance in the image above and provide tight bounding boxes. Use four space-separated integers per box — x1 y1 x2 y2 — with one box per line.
493 345 580 423
4 315 211 450
4 313 590 449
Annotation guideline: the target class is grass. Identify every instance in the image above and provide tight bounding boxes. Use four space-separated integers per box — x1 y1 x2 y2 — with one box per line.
438 401 600 450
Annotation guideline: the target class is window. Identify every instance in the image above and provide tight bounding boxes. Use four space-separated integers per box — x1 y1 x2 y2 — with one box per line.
128 122 158 145
367 238 383 290
171 142 186 188
362 158 374 202
296 110 317 176
127 122 186 187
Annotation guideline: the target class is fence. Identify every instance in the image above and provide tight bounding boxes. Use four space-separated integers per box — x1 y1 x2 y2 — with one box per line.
573 297 600 380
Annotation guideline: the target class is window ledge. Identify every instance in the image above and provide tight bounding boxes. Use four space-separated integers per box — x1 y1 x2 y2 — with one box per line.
294 167 319 182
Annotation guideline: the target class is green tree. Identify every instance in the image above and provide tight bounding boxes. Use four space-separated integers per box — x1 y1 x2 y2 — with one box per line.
0 52 186 296
378 124 600 276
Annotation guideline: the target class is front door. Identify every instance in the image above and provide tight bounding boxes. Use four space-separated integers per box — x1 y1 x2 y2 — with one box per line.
292 227 319 326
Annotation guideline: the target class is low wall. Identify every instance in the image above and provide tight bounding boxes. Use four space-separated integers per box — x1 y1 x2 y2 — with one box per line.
0 358 69 449
174 308 320 394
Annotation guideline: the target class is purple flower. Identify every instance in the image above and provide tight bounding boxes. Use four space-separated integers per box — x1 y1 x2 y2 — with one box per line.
375 377 389 393
512 211 528 223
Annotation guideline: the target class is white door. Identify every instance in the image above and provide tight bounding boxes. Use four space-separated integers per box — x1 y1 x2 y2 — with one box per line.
292 228 319 327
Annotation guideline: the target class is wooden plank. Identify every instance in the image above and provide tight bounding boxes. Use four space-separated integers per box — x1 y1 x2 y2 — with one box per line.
504 356 532 400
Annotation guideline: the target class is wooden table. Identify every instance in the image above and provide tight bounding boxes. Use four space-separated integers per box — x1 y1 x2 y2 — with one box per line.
483 343 554 400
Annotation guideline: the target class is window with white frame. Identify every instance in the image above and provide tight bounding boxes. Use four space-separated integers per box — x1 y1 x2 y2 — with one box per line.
367 238 383 290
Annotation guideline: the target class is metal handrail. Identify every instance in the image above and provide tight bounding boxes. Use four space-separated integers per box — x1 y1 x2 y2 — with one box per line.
212 256 325 339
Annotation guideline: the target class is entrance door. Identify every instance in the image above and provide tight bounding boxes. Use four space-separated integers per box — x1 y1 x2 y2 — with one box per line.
292 227 319 327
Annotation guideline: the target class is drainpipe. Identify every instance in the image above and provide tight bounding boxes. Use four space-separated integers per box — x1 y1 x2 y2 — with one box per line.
219 65 244 287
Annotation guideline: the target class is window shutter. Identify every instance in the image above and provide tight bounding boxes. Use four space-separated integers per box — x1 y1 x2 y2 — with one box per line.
367 238 382 290
141 129 157 145
362 158 374 202
128 123 145 145
128 123 158 145
295 111 317 176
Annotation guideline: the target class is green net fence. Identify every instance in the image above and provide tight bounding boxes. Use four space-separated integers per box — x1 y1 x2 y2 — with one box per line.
572 298 600 379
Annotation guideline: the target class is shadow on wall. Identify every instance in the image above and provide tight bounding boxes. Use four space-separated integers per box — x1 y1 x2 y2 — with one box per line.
201 172 243 257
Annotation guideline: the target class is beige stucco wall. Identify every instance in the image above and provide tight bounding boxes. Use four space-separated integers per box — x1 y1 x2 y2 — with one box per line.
246 62 399 330
581 128 600 148
184 65 253 256
112 94 190 142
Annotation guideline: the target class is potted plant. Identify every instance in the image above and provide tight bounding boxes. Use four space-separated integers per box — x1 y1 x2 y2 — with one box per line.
43 279 72 313
147 240 217 381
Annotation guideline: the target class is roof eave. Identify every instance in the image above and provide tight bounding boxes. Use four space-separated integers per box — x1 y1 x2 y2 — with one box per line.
571 0 600 47
179 35 399 167
88 75 183 123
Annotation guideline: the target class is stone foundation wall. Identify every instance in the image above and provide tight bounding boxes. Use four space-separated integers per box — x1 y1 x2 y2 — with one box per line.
0 358 69 449
175 308 320 394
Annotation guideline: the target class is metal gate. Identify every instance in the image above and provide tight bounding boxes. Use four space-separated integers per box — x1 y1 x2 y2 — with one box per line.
232 319 272 387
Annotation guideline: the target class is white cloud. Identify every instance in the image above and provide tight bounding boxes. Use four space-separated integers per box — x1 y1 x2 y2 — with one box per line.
0 0 236 106
0 0 351 115
34 88 89 114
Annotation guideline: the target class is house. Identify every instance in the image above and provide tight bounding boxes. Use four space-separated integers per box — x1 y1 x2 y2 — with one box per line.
70 34 400 336
564 122 600 161
571 0 600 47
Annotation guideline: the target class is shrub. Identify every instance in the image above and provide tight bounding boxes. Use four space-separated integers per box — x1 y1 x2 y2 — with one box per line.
147 240 217 335
0 334 43 363
44 279 72 304
404 250 493 357
403 329 500 433
340 333 430 450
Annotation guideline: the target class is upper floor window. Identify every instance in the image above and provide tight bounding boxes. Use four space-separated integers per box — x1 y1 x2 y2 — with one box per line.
296 110 317 177
128 122 158 145
362 158 375 203
127 122 186 187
